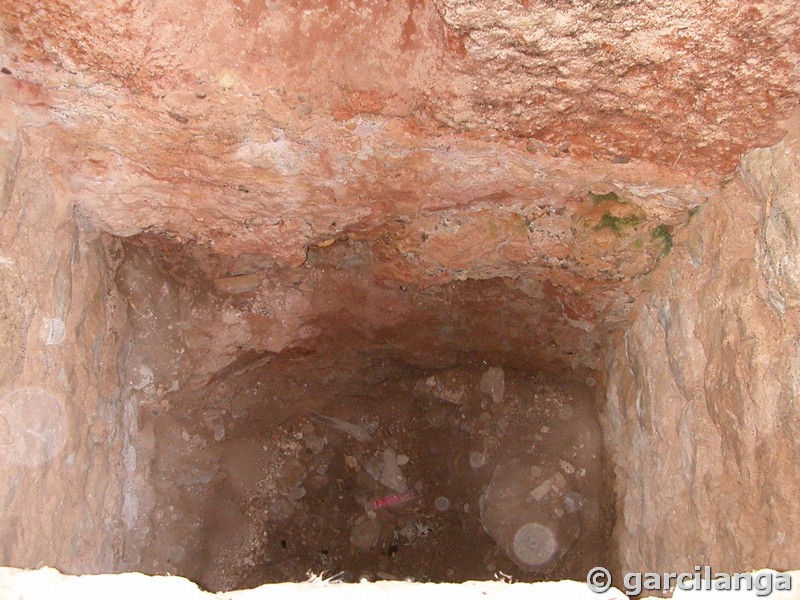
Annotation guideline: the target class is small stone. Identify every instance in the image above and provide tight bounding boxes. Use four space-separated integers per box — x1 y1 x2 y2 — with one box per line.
480 367 506 404
269 497 296 521
559 460 575 475
564 492 583 513
219 72 235 90
345 455 359 469
435 496 450 511
529 479 552 502
350 516 381 551
380 449 407 492
287 486 306 501
396 454 410 466
167 111 189 124
313 455 330 475
305 435 326 454
525 140 543 153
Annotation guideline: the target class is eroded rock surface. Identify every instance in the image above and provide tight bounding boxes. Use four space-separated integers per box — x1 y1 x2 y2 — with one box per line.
0 90 130 572
0 0 797 375
602 125 800 575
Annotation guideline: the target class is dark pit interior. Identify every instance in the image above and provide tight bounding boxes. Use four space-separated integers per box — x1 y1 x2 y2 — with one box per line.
116 236 613 592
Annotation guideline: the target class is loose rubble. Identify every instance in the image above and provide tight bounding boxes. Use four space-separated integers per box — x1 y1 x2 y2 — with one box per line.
144 361 610 591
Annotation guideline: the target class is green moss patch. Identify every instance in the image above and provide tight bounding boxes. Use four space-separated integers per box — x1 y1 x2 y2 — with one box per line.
589 191 620 204
651 224 673 254
595 211 645 234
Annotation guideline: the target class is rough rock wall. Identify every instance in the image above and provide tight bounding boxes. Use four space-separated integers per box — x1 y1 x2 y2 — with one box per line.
0 82 130 572
602 122 800 574
0 0 799 577
4 0 799 176
2 0 799 374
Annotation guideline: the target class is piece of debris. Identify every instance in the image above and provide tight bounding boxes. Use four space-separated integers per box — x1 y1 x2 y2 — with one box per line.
564 492 583 513
380 448 408 492
309 412 373 442
529 479 552 502
480 367 505 404
371 490 415 510
395 519 434 543
350 515 382 551
167 111 189 124
304 434 326 454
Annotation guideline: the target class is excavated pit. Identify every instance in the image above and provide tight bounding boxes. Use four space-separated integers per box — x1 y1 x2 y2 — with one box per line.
2 0 800 595
115 236 613 592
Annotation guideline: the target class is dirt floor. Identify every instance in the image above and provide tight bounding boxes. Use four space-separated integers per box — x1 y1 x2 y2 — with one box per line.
137 357 613 592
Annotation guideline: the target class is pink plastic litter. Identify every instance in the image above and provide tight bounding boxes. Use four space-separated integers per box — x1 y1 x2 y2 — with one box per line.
371 490 415 510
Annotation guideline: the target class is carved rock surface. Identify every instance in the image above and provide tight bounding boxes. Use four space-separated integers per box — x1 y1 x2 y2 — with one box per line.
602 127 800 575
0 0 799 584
